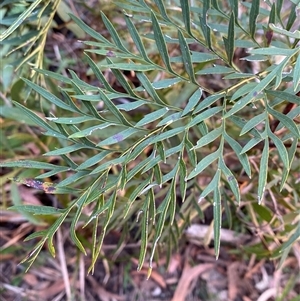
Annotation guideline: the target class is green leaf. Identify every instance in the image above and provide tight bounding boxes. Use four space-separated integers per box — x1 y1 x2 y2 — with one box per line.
101 12 128 52
88 190 116 273
196 66 234 75
59 90 84 114
153 0 172 23
268 3 276 25
269 23 300 39
142 144 182 173
267 128 289 169
69 79 104 121
194 93 225 113
116 0 149 12
249 0 259 38
23 230 48 241
123 179 151 218
22 78 78 113
70 192 89 255
84 53 115 92
46 116 96 124
56 170 90 188
213 185 222 259
277 223 300 258
151 78 182 90
125 136 154 162
149 181 172 268
199 169 221 201
156 112 182 127
293 52 300 91
252 203 273 223
0 160 59 169
98 89 133 126
68 123 117 138
151 126 185 143
9 205 64 215
156 141 166 164
266 90 300 105
47 210 71 257
178 29 196 83
248 47 296 56
153 164 163 186
179 157 187 202
185 135 197 167
241 136 263 154
219 158 240 204
229 115 262 139
35 167 71 179
223 12 235 64
34 68 72 84
180 0 192 34
76 150 111 170
43 144 87 156
258 139 269 204
280 138 297 191
128 156 153 180
136 107 169 127
223 73 254 80
192 127 222 149
224 56 291 118
107 59 137 97
187 107 223 128
187 148 221 180
0 0 43 40
170 52 218 63
137 192 150 270
229 0 238 18
231 82 257 102
240 112 265 136
136 72 166 105
181 88 202 117
199 13 211 49
99 62 156 71
286 3 297 31
151 11 174 73
169 178 177 225
69 14 112 44
267 103 300 138
124 14 151 63
97 128 142 147
117 100 149 111
224 132 251 178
